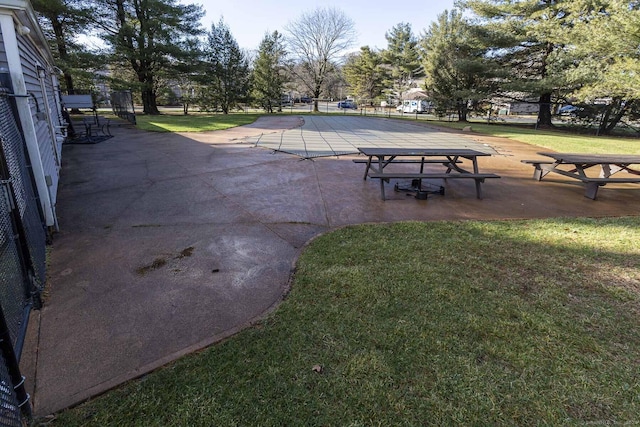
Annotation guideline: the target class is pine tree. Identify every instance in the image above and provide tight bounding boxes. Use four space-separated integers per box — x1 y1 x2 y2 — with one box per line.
565 0 640 133
421 9 496 121
460 0 574 127
381 23 423 102
32 0 98 94
343 47 387 103
203 18 250 114
252 31 287 113
93 0 204 115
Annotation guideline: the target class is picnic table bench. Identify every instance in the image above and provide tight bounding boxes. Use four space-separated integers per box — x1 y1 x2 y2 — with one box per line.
356 147 500 200
62 94 112 143
522 152 640 199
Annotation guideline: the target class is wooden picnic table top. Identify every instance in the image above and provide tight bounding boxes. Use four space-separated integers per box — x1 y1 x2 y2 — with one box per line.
538 152 640 165
357 147 491 157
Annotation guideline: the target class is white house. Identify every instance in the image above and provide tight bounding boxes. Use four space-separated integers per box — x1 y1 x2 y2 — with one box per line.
0 0 64 229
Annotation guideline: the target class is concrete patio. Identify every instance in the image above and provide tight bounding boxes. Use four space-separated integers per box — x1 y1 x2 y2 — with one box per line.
20 115 640 416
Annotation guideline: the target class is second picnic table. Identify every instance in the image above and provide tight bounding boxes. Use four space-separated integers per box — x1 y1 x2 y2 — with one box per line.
356 147 500 200
521 152 640 199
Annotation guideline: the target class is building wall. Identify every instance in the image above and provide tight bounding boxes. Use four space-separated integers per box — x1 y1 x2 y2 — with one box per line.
17 30 62 199
0 31 7 68
0 1 64 228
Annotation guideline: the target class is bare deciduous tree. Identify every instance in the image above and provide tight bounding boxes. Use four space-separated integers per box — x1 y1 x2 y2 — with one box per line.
285 7 357 112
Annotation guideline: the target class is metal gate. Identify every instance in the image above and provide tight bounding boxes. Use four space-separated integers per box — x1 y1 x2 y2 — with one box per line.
0 83 49 422
111 90 136 124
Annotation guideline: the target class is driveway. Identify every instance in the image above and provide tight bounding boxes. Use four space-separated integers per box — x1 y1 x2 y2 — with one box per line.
21 115 640 415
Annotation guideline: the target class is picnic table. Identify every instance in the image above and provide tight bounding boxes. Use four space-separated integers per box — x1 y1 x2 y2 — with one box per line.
61 94 112 143
356 147 500 200
522 152 640 199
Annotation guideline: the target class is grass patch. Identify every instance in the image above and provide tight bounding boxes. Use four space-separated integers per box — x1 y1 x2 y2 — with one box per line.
53 217 640 426
432 120 640 154
135 113 261 132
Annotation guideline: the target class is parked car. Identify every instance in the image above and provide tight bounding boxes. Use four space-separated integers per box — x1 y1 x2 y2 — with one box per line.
337 100 357 109
280 95 293 107
300 96 312 104
558 105 578 115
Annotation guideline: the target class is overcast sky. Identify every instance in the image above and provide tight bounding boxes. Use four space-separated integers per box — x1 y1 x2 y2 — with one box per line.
193 0 457 52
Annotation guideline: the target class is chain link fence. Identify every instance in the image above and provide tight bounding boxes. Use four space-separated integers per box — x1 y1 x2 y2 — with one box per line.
0 84 49 423
0 350 22 427
111 90 137 125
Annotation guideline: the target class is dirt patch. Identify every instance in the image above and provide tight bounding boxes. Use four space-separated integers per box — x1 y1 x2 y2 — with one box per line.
136 257 168 276
175 246 194 259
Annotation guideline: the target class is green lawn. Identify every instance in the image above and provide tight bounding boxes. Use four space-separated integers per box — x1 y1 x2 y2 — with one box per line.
135 112 262 132
429 120 640 154
53 217 640 426
52 112 640 425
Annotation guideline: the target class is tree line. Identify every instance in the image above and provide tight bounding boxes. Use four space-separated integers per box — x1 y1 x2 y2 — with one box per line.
34 0 640 134
33 0 357 115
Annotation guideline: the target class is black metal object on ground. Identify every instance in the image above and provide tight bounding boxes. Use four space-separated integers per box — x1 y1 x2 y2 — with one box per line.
394 179 445 199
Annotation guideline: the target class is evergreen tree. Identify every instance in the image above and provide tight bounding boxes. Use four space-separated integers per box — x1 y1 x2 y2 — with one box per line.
32 0 98 94
92 0 204 115
203 18 250 114
168 37 205 115
421 9 496 121
381 23 423 102
252 31 287 113
343 47 387 103
565 0 640 133
460 0 574 127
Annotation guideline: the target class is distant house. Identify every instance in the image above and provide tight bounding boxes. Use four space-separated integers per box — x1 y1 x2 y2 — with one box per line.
490 94 540 115
505 101 539 115
0 0 65 229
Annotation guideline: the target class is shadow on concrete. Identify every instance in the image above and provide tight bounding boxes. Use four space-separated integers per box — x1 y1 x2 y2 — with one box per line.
21 115 640 416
